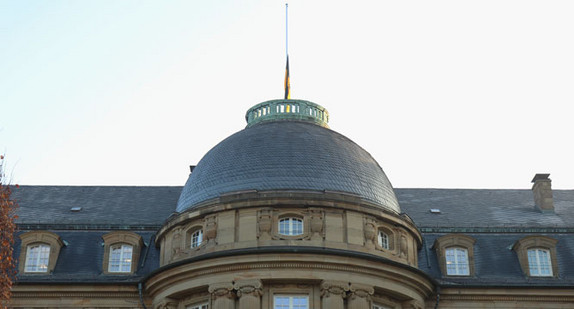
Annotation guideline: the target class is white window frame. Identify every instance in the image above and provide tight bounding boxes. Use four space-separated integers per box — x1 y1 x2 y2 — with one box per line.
373 304 391 309
108 244 133 273
377 230 389 250
274 295 309 309
445 247 470 276
278 217 304 236
24 244 51 273
527 248 553 276
186 303 208 309
191 229 204 248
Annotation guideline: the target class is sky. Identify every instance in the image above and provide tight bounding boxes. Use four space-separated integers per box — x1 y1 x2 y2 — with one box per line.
1 0 573 189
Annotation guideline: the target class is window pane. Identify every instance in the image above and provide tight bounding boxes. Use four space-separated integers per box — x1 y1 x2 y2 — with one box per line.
191 229 204 248
186 303 209 309
378 231 389 249
528 248 552 276
445 247 469 275
278 218 303 236
25 244 50 273
274 295 308 309
109 244 133 273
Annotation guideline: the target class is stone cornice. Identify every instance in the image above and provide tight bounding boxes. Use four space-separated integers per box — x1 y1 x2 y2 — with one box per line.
144 247 435 298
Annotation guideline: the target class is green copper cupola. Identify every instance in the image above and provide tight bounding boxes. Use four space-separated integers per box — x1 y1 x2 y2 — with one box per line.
245 99 329 128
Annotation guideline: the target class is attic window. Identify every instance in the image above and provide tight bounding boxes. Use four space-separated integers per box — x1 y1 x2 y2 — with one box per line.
70 207 82 212
430 209 441 214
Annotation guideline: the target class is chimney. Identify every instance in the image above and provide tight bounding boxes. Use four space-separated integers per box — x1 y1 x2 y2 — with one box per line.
531 173 554 213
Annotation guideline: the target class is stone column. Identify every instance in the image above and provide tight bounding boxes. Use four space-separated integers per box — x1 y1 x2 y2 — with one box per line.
347 283 374 309
320 281 348 309
234 279 263 309
209 282 235 309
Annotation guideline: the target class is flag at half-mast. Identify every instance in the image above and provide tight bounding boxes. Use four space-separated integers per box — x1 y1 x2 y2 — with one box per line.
284 55 290 99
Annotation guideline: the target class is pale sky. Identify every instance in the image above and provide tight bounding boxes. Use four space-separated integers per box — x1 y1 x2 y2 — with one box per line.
1 0 573 189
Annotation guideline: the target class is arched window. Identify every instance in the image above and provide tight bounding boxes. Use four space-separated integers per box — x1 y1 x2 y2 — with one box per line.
512 236 558 278
278 217 303 236
19 231 63 274
377 230 389 250
191 229 204 248
108 244 133 273
445 247 470 276
527 248 553 276
24 244 51 273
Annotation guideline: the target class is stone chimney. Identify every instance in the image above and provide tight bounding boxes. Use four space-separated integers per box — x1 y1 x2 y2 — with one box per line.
531 173 554 213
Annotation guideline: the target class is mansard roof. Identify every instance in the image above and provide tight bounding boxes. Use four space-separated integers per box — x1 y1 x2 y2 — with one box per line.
12 185 574 287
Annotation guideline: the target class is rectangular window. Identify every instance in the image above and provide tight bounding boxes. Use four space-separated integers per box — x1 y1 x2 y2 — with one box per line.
528 248 553 276
274 295 308 309
25 244 51 273
378 231 389 250
186 303 208 309
109 244 133 273
445 247 470 276
278 218 303 236
373 305 391 309
191 229 204 248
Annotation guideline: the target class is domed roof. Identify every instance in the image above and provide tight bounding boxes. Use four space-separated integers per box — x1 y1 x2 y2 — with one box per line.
176 99 400 213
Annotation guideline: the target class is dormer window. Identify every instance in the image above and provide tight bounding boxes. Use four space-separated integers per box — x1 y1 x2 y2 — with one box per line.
108 244 133 273
24 244 51 273
102 231 143 275
527 248 553 276
191 229 204 248
512 236 558 278
433 234 476 277
19 231 63 274
445 247 470 276
278 217 303 236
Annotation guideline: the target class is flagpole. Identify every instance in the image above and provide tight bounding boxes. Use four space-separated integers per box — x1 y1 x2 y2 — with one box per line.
284 3 290 100
286 3 288 58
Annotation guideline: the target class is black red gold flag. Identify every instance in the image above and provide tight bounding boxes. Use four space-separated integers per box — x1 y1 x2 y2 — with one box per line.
284 56 290 100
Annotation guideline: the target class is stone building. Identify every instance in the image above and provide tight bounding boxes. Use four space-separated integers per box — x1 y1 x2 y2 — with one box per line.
9 99 574 308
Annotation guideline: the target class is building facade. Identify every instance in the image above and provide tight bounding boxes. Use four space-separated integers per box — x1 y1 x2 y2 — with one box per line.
9 99 574 308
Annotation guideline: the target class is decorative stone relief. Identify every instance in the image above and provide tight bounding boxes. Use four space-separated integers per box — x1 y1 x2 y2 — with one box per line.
309 208 325 240
171 228 183 256
363 217 377 248
321 281 348 309
209 282 235 300
234 279 263 298
257 208 273 240
399 232 408 259
348 283 374 302
320 280 349 299
204 214 218 245
235 279 263 309
155 297 177 309
402 299 424 309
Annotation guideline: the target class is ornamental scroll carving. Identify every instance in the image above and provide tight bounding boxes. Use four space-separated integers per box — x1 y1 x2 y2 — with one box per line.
234 279 263 298
208 282 235 301
155 298 177 309
402 299 424 309
348 283 374 302
320 281 349 299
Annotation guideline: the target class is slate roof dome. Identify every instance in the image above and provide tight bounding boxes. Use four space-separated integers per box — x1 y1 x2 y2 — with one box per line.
176 99 400 213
